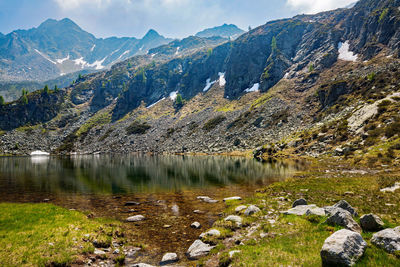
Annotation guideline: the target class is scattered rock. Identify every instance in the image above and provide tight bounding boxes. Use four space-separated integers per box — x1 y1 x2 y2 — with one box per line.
113 249 120 254
244 205 261 216
360 214 384 232
163 225 171 228
292 198 307 207
160 252 179 265
283 204 325 216
191 222 201 229
333 200 358 217
224 215 243 226
229 250 241 258
124 201 140 206
193 210 204 214
131 264 156 267
197 196 218 203
325 210 362 233
235 205 247 213
200 229 221 239
223 196 242 201
380 182 400 192
186 240 215 260
371 226 400 253
94 249 106 257
126 215 145 222
321 229 367 266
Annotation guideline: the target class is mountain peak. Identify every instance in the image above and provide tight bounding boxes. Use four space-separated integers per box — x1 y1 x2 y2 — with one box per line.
143 29 161 39
195 24 245 38
38 18 81 31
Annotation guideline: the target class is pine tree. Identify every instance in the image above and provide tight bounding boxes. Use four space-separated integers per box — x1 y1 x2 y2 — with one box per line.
0 95 4 106
43 85 49 95
54 85 59 92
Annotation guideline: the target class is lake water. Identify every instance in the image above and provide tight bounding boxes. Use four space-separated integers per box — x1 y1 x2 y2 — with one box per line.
0 154 306 264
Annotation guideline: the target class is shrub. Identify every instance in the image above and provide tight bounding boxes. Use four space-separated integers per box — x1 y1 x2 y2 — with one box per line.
126 121 151 135
384 121 400 138
203 115 226 131
0 95 4 106
377 100 392 114
367 72 376 81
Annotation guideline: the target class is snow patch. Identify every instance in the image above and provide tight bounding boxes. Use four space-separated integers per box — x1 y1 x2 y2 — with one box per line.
218 72 226 87
147 97 166 108
74 57 106 70
56 54 70 64
203 78 216 92
169 91 178 101
338 41 358 62
151 53 157 58
73 57 88 68
175 47 180 55
90 44 96 52
139 45 144 51
118 50 130 60
244 83 260 93
34 49 56 64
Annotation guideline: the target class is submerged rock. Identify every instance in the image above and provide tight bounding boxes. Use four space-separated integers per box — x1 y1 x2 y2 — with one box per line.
244 205 261 216
283 204 325 216
321 229 367 266
292 198 307 207
325 210 361 233
191 222 201 229
124 201 140 206
360 214 384 232
131 264 156 267
197 196 218 203
371 226 400 254
126 215 145 222
160 252 179 265
223 196 242 201
186 240 215 259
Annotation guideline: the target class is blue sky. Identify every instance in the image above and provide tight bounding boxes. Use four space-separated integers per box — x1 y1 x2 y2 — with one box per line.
0 0 355 39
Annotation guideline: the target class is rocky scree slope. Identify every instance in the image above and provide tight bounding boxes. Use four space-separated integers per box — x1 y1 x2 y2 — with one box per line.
0 0 400 155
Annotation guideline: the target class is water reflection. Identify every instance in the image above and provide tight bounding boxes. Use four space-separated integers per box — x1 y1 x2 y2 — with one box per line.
0 154 304 195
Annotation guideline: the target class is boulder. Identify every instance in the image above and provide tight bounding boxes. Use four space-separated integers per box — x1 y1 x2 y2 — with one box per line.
244 205 261 216
200 229 221 239
321 229 367 266
186 240 215 259
197 196 218 203
235 205 247 213
191 222 201 229
126 215 145 222
160 252 179 265
292 198 307 207
371 226 400 253
224 215 243 226
283 204 325 216
360 214 384 232
333 200 358 217
223 196 242 201
325 210 362 233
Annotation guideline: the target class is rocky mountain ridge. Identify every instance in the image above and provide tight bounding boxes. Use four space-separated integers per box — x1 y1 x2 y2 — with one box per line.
0 0 399 161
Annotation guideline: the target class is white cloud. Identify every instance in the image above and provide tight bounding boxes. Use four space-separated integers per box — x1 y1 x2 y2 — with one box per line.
286 0 355 14
54 0 111 10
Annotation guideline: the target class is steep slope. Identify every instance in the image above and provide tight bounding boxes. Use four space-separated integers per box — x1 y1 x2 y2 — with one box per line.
195 24 245 39
0 18 172 81
0 0 399 158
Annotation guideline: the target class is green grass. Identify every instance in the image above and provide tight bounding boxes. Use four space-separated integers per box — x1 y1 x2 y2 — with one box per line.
0 203 121 266
76 111 111 136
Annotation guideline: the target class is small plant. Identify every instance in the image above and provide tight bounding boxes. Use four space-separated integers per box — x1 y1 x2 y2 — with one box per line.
207 48 213 57
379 8 389 23
0 95 4 106
308 63 314 72
174 93 184 110
367 72 376 81
114 254 125 266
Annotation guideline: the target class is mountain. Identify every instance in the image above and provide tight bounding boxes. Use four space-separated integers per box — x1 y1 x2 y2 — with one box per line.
195 24 245 39
0 18 172 81
0 0 400 159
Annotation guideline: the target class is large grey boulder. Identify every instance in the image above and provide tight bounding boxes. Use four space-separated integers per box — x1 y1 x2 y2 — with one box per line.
292 198 307 207
224 215 243 226
186 239 215 259
333 200 358 217
283 204 325 216
244 205 261 216
371 226 400 253
160 252 179 265
360 214 384 232
321 229 367 266
325 210 362 233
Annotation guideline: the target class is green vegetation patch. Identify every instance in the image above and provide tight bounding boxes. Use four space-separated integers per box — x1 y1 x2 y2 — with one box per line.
0 203 121 266
203 115 226 131
126 121 151 135
76 111 111 137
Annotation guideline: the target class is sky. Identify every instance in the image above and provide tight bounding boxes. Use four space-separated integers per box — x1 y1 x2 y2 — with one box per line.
0 0 356 39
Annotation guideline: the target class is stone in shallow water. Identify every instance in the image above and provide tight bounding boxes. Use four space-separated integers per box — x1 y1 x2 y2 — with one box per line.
160 252 179 265
124 201 140 206
131 264 156 267
321 229 367 266
191 222 201 229
371 226 400 253
244 205 261 216
197 196 218 203
360 214 384 232
126 215 145 222
186 239 215 260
